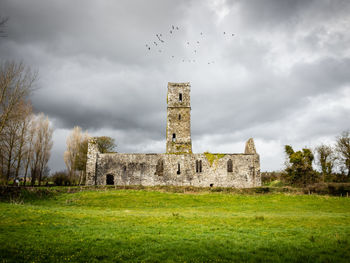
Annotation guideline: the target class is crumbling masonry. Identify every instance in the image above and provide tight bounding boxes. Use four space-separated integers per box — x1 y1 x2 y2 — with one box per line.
86 82 261 188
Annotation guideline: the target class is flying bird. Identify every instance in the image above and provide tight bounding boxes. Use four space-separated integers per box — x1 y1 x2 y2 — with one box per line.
223 32 226 34
187 42 189 45
172 25 174 30
176 26 179 30
232 34 234 36
170 30 172 34
154 41 158 46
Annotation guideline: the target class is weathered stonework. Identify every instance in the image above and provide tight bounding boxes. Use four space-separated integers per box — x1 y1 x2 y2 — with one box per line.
166 82 192 154
86 82 261 188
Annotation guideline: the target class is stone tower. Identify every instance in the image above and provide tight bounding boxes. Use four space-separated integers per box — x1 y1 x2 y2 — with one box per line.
166 82 192 153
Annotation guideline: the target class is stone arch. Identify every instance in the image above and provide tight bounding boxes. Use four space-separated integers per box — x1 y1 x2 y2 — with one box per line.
106 174 114 185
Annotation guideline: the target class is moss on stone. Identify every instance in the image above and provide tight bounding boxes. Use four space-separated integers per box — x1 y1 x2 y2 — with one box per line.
204 152 226 167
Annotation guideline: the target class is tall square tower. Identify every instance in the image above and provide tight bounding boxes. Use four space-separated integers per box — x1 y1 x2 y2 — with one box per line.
166 82 192 153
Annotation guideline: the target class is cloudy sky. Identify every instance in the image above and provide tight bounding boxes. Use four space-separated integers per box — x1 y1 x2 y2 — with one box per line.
1 0 350 172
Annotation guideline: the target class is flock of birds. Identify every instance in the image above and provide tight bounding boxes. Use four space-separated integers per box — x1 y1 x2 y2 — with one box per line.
145 25 235 65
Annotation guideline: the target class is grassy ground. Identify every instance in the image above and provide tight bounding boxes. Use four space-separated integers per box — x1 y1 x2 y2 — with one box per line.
0 188 350 262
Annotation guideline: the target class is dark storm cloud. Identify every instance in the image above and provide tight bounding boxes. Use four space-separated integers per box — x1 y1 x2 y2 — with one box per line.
1 0 191 65
1 0 349 171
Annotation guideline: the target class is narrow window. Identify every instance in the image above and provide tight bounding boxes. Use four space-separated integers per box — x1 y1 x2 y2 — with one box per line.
179 93 182 102
177 163 181 174
172 133 176 142
227 159 233 172
196 160 202 173
178 114 181 120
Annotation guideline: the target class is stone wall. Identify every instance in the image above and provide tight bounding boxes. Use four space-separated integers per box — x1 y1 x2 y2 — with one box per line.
86 138 99 186
87 146 261 188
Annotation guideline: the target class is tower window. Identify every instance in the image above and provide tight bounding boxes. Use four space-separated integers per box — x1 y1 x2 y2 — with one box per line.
172 133 176 142
177 163 181 174
179 93 182 102
178 114 181 120
227 159 233 172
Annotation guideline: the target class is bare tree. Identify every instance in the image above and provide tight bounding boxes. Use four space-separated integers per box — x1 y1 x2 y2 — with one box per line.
64 126 90 184
22 115 36 186
30 113 53 186
14 101 32 179
0 61 36 135
0 113 19 182
335 131 350 177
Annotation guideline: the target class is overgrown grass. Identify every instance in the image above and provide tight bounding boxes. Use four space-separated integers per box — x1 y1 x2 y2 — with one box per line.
0 187 350 262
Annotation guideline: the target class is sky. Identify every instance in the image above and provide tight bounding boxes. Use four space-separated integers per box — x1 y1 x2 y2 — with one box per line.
1 0 350 172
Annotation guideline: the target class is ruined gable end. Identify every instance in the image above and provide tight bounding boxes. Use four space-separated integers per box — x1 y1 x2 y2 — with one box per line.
245 138 257 154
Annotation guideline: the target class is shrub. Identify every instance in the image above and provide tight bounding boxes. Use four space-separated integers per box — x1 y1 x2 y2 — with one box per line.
304 183 350 196
51 171 72 186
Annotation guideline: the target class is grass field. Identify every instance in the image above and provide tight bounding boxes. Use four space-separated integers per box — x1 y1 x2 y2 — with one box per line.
1 187 350 262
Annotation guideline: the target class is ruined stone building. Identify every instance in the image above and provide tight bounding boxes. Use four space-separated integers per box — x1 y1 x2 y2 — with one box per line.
86 82 261 188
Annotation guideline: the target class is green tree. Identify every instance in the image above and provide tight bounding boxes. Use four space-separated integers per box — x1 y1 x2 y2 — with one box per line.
95 136 116 153
284 145 317 186
315 144 334 182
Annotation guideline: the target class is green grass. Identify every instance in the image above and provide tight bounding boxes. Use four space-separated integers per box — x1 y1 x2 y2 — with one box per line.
1 188 350 262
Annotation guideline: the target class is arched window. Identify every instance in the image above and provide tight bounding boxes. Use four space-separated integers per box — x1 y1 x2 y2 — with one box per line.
177 163 181 174
172 133 176 142
106 174 114 185
227 159 233 172
196 160 203 173
178 114 181 120
179 93 182 102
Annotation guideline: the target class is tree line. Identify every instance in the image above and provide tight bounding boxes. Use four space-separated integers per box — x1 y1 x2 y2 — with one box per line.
263 131 350 187
0 62 53 186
